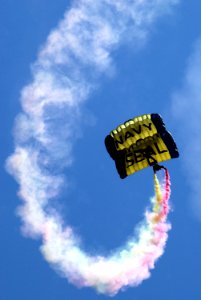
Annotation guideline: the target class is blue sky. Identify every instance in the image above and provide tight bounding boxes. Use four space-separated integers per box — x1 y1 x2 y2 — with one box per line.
1 0 201 299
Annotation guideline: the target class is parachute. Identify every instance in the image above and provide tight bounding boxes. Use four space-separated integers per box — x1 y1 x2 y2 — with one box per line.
105 113 179 178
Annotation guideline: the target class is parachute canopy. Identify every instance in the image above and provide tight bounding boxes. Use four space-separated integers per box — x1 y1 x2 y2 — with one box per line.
105 113 179 179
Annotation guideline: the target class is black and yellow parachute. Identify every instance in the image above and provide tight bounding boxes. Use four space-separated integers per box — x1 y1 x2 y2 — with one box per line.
105 113 179 179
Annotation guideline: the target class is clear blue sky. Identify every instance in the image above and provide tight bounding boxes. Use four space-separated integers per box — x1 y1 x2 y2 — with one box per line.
1 1 201 299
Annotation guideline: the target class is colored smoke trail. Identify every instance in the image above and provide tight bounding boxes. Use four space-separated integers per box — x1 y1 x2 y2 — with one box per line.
6 0 177 295
40 169 171 295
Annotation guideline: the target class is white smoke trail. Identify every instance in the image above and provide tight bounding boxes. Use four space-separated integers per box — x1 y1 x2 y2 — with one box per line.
171 38 201 220
7 0 179 295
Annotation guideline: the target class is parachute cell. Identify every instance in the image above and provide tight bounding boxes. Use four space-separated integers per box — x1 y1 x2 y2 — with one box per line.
105 113 179 178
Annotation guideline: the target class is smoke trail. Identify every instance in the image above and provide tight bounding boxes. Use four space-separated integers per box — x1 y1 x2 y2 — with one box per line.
7 0 178 295
41 170 171 295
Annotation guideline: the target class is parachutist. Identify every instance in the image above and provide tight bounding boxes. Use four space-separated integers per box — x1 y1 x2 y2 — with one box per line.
153 164 165 173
